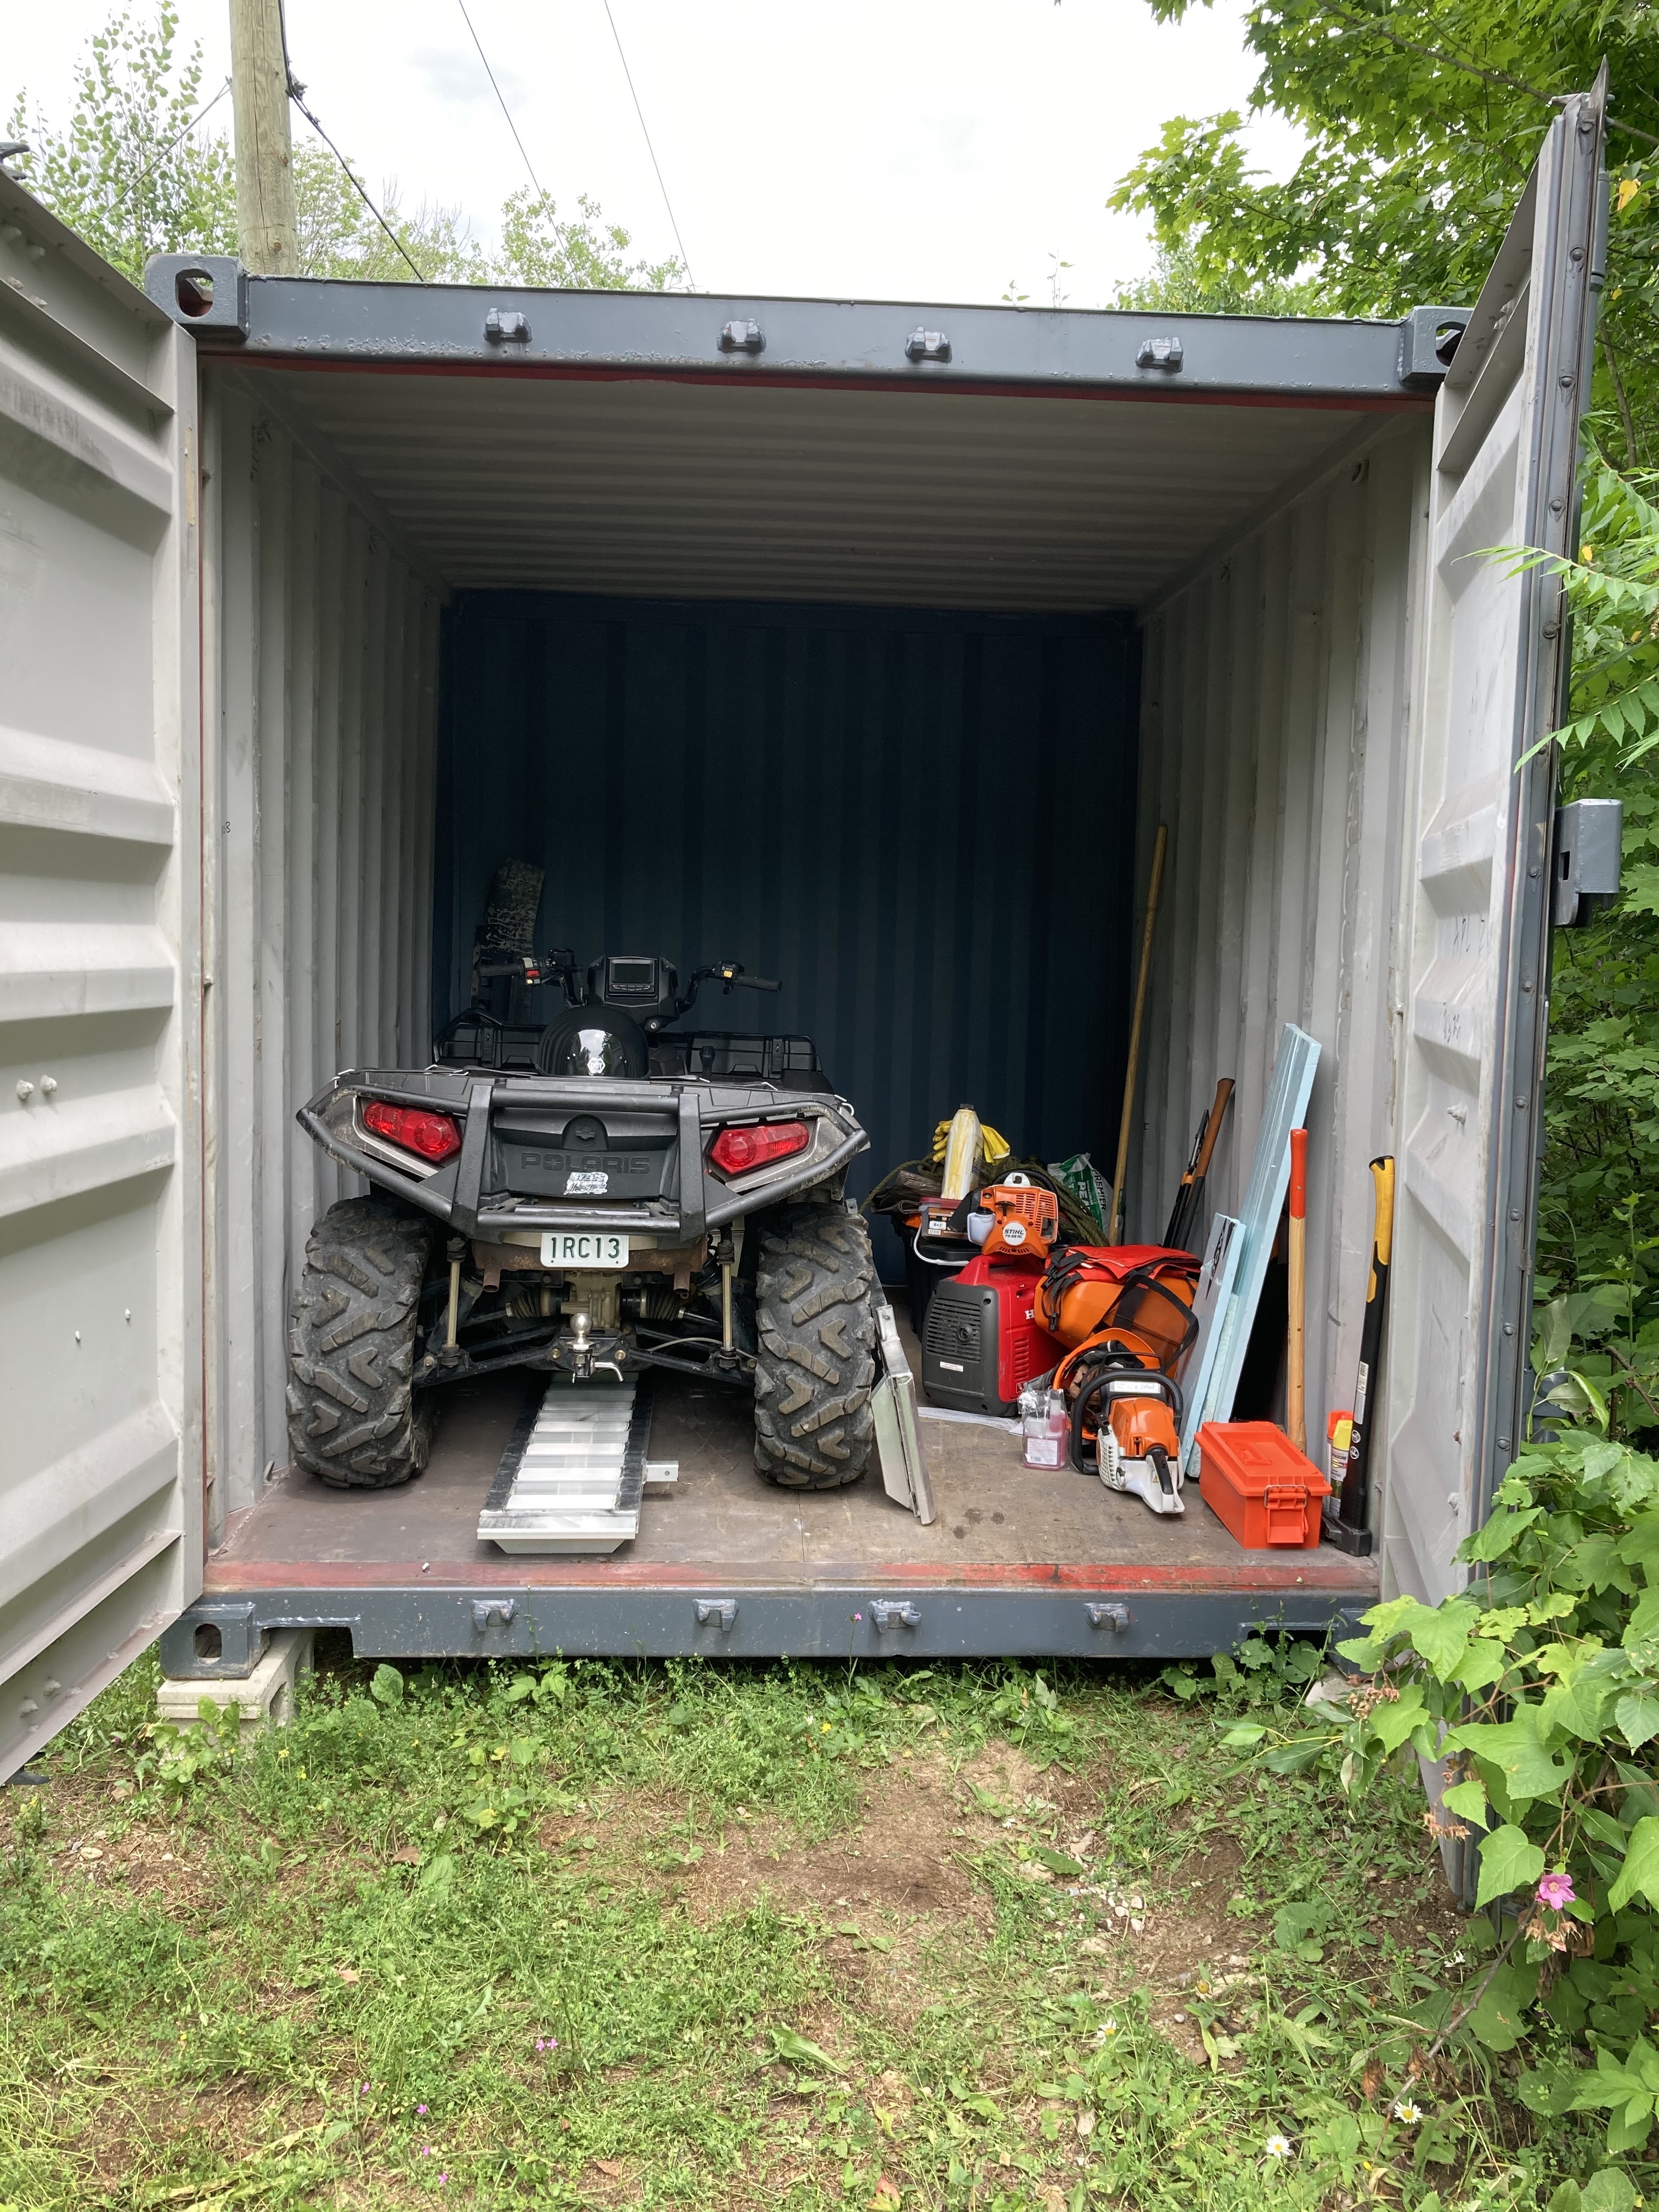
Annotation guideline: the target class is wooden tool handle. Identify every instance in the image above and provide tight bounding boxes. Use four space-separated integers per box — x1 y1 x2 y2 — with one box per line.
1193 1077 1235 1181
1286 1126 1307 1455
1108 824 1168 1244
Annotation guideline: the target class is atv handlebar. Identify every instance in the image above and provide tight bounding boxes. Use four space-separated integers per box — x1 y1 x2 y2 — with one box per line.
472 949 777 1017
674 962 780 1015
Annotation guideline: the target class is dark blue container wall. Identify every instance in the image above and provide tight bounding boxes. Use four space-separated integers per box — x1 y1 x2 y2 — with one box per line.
433 593 1139 1279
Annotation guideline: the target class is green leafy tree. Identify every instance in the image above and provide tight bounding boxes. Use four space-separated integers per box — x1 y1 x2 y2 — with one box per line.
498 188 683 291
1520 461 1659 1430
1110 0 1659 445
1110 240 1323 315
289 144 485 284
7 4 235 283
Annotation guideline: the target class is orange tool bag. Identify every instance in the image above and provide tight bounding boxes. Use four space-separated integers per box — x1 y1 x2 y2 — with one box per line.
1037 1244 1200 1353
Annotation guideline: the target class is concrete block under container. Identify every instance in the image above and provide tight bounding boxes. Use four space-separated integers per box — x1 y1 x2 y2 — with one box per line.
157 1628 315 1739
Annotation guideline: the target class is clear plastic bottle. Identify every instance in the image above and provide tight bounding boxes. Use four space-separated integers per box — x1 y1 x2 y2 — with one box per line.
1023 1387 1069 1470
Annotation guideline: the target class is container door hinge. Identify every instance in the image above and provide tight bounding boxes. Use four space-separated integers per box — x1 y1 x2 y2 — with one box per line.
870 1600 921 1630
719 319 764 353
471 1598 517 1633
1135 335 1183 373
695 1599 737 1629
905 327 950 363
1086 1603 1131 1633
484 308 532 345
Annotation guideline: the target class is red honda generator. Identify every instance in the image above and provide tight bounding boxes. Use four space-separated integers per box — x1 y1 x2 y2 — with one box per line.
921 1255 1064 1416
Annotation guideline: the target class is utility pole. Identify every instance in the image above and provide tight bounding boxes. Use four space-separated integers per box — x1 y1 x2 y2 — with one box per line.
228 0 298 273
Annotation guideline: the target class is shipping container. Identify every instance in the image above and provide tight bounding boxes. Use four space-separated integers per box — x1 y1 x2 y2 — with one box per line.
0 84 1606 1765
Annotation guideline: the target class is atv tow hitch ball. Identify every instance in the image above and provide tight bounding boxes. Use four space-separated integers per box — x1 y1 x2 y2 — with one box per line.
555 1309 625 1385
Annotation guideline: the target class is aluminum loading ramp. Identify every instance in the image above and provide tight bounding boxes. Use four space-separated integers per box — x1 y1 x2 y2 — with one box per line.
476 1378 677 1556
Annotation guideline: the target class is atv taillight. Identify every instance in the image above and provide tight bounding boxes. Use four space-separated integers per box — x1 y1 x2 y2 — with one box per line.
708 1119 811 1177
363 1099 462 1164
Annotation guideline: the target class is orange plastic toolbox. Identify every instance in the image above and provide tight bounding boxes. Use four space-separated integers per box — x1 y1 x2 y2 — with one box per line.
1197 1422 1328 1549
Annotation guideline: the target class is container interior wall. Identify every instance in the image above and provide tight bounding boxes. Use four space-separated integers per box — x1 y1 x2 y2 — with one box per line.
434 594 1139 1277
1128 420 1431 1493
202 375 443 1527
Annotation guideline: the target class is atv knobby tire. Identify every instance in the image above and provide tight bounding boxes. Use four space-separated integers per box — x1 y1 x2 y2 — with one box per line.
753 1204 877 1488
287 1197 438 1488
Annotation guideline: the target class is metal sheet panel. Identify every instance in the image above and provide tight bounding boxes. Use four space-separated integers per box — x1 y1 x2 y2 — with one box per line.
246 368 1400 612
0 176 201 1774
1128 419 1430 1516
200 381 443 1525
1384 90 1605 1604
435 592 1138 1275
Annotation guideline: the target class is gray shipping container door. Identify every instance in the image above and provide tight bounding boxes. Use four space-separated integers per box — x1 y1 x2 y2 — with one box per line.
0 182 205 1779
434 592 1138 1273
1384 78 1607 1604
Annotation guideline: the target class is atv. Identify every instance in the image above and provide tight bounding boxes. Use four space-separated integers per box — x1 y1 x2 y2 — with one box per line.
287 949 876 1494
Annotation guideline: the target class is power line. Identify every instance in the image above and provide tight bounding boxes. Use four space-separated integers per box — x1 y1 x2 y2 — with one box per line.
287 83 429 280
602 0 695 287
274 0 428 280
454 0 546 201
112 76 231 208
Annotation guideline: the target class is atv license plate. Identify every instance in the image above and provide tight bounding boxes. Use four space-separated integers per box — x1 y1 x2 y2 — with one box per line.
540 1231 630 1269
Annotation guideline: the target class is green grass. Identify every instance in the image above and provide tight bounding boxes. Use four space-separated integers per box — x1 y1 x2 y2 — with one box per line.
0 1643 1628 2209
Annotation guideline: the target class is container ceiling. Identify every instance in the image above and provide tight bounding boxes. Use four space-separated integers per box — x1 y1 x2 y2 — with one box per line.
248 364 1410 613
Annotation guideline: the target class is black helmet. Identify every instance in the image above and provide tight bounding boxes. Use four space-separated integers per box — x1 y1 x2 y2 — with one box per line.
533 1009 648 1079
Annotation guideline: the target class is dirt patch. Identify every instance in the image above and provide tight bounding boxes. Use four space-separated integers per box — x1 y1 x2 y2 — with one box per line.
670 1743 1057 1929
64 2079 332 2200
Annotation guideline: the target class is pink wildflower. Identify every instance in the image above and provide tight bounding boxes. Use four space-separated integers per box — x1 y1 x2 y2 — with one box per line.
1537 1871 1576 1911
416 2103 428 2115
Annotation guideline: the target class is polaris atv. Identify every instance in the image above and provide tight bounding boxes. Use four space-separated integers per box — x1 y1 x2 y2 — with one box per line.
287 949 877 1494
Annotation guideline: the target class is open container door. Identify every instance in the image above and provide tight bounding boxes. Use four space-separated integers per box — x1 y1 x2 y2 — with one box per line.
1384 78 1606 1604
0 178 203 1774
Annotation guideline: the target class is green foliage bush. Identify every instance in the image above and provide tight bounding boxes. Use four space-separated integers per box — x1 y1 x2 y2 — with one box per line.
1256 1430 1659 2176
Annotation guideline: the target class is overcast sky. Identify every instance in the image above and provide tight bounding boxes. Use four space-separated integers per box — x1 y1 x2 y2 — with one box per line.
7 0 1301 306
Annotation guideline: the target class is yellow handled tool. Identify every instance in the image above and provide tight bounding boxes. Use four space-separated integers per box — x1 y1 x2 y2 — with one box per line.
1329 1155 1394 1555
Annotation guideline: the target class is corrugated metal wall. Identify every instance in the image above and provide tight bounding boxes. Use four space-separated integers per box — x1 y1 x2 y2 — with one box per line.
202 375 443 1525
435 594 1138 1277
1128 420 1430 1474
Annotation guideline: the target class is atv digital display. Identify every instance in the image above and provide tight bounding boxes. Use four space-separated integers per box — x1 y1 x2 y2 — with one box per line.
604 958 662 1001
